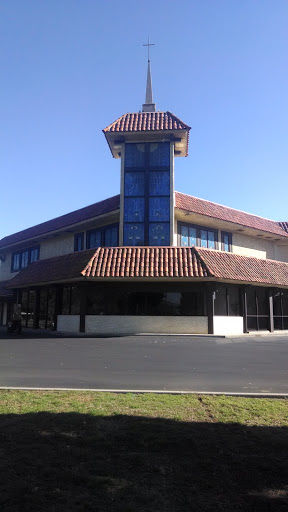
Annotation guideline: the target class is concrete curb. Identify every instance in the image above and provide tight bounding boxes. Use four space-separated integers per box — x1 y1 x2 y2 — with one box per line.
0 386 287 398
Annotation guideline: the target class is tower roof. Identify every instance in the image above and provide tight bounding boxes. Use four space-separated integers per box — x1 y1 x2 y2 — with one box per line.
103 111 191 158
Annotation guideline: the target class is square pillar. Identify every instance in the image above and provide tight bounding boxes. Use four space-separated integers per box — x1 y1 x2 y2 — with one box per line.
206 285 215 334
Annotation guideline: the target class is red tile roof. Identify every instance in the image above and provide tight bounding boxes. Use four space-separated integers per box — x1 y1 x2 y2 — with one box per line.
6 250 96 288
0 280 14 298
175 192 288 238
0 195 120 249
103 112 191 133
82 247 209 278
7 246 288 289
197 248 288 286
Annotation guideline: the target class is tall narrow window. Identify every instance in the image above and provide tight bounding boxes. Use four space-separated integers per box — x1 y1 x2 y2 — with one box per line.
221 232 232 252
74 233 84 252
123 142 171 246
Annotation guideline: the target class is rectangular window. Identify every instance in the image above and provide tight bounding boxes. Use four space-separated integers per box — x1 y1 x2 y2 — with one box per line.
30 247 40 262
104 226 118 247
86 225 119 249
179 223 217 249
221 231 232 252
11 246 40 272
74 233 84 252
87 230 102 249
12 253 20 271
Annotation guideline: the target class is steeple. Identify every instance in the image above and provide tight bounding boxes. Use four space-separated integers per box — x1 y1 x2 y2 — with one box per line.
142 39 156 113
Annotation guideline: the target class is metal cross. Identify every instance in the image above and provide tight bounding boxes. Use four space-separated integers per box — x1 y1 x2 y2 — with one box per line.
143 38 155 61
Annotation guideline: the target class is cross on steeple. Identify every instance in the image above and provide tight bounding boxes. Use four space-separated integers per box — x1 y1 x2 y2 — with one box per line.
142 38 156 113
142 38 155 62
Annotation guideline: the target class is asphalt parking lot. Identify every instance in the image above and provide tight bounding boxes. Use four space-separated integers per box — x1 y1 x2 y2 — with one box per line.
0 333 288 394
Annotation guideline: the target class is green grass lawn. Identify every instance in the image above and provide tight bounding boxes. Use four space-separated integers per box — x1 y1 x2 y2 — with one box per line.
0 391 287 511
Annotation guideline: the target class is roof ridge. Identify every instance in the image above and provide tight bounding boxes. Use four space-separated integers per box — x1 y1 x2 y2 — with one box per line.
166 111 191 130
192 247 214 277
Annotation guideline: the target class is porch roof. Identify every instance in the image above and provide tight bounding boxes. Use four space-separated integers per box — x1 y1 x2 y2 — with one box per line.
0 280 14 299
6 246 288 289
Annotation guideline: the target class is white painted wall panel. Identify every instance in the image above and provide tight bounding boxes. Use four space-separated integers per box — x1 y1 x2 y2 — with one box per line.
213 316 243 335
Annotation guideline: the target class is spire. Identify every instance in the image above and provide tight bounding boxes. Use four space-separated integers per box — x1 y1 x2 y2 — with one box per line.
142 39 156 113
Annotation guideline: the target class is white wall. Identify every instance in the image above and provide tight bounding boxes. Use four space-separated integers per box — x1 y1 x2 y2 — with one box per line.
213 316 243 335
57 315 80 332
85 315 208 335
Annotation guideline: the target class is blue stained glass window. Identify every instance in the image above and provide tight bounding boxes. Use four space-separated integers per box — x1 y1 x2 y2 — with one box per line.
125 143 145 168
149 171 170 196
125 172 145 196
149 223 170 246
149 197 170 222
181 226 189 246
208 231 216 249
201 230 208 248
189 227 197 246
88 230 102 249
104 226 118 247
124 198 145 222
124 223 145 246
149 142 170 168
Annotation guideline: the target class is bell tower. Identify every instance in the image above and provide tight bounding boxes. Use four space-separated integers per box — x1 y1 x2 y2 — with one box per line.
103 46 191 247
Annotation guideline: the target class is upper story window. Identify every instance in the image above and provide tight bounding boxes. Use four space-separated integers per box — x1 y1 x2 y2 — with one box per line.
221 231 232 252
11 246 40 272
178 223 218 250
74 233 84 252
86 224 118 250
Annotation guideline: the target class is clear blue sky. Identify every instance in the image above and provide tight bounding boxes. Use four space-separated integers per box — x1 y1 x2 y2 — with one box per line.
1 0 287 239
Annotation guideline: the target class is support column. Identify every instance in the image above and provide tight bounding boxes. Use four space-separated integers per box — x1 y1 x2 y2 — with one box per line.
268 290 274 333
53 286 62 331
33 289 40 330
207 286 215 335
241 286 248 333
79 285 87 333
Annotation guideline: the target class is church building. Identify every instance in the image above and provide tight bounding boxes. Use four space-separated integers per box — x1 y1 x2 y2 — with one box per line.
1 56 288 336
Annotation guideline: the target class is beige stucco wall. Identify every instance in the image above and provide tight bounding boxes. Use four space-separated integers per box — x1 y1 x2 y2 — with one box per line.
213 316 243 335
275 245 288 264
232 233 276 260
0 254 14 281
40 235 74 259
85 315 208 335
57 315 80 332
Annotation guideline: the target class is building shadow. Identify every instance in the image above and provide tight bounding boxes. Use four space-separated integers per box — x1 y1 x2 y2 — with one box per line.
0 411 287 511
